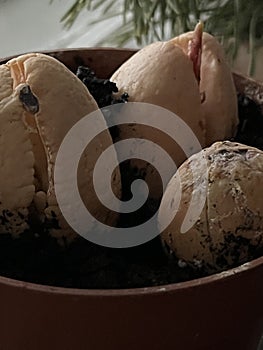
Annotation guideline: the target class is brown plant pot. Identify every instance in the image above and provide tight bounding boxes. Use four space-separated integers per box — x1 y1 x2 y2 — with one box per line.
0 48 262 350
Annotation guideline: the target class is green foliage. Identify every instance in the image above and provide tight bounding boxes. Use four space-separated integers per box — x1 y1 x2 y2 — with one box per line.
55 0 263 74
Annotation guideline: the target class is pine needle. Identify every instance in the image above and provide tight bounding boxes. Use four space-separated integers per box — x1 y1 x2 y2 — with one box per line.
52 0 263 74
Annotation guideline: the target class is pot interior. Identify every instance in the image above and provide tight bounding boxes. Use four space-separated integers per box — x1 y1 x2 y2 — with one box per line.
0 48 262 291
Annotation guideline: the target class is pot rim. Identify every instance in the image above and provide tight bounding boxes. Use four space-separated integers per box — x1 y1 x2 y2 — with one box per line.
0 47 138 65
0 254 262 297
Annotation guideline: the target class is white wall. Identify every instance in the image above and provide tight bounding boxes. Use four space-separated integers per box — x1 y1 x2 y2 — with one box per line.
0 0 126 59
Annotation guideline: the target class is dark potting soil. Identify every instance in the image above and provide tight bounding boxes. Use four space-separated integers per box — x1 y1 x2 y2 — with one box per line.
0 68 262 289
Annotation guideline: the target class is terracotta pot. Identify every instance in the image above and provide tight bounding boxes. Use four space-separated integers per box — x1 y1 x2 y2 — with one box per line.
0 48 262 350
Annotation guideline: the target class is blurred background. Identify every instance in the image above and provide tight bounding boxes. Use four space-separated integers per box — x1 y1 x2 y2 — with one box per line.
0 0 262 79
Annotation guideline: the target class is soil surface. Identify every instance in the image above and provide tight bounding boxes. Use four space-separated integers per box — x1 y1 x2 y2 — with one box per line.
0 69 262 289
